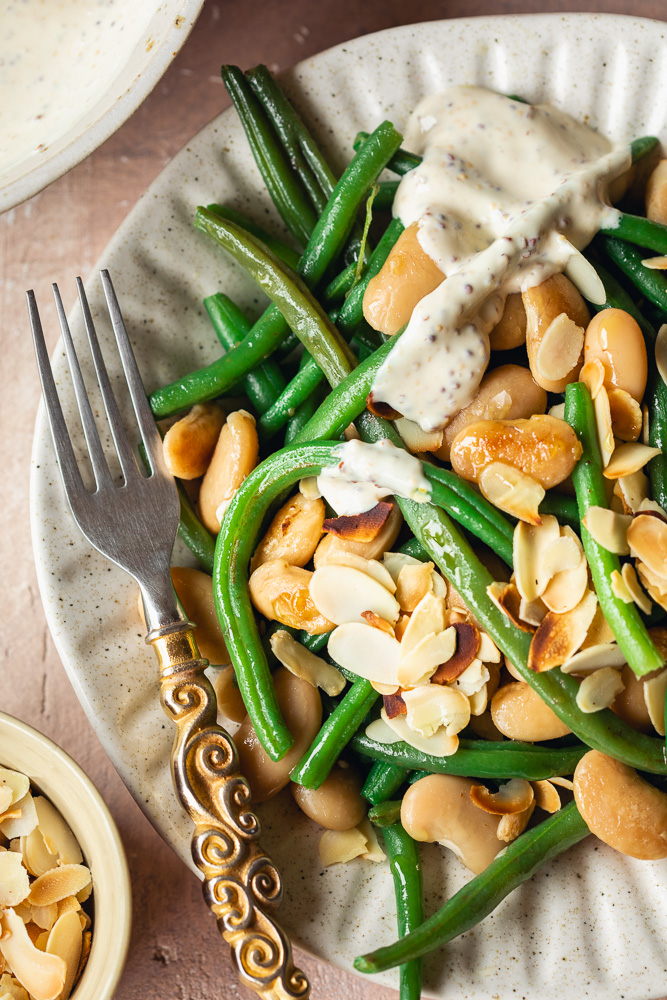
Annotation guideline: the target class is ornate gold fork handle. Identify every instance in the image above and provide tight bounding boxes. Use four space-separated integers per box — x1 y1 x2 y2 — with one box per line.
149 624 310 999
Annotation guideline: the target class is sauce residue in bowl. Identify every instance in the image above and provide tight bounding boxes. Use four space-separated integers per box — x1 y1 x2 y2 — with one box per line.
370 87 630 432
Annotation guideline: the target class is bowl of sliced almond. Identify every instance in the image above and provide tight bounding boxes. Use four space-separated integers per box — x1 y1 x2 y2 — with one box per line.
0 712 131 1000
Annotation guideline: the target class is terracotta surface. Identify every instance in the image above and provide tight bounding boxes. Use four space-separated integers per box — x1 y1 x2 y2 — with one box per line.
2 1 666 997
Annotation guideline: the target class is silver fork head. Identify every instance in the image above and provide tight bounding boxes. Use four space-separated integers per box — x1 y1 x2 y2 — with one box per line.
28 270 184 635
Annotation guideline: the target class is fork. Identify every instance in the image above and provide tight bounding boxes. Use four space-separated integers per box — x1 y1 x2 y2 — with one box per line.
28 270 310 1000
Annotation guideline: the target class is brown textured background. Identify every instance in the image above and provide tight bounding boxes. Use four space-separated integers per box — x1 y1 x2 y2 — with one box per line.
2 1 666 997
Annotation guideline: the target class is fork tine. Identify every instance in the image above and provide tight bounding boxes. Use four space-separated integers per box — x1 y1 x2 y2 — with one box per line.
76 277 141 483
52 284 113 490
27 290 86 498
99 270 164 475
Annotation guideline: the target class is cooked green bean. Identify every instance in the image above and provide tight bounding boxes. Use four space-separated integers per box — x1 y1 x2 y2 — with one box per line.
381 823 424 1000
176 479 216 575
600 235 667 314
369 800 402 827
600 212 667 255
564 382 663 678
205 204 301 269
355 802 589 973
353 131 421 175
538 491 580 531
362 761 410 805
284 383 326 443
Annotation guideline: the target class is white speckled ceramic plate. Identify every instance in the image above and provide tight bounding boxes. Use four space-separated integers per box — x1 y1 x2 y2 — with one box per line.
31 14 667 999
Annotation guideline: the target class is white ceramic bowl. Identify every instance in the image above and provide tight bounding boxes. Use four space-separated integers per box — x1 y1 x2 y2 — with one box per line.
0 0 204 213
0 712 131 999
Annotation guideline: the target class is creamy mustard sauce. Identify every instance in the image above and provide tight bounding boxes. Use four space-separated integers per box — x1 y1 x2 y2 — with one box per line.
0 1 154 180
371 87 630 432
316 439 431 515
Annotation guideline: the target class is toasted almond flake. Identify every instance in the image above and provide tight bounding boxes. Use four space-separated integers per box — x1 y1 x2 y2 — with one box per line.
583 505 632 554
395 416 444 453
541 539 588 615
328 623 401 687
642 405 650 446
74 881 92 906
55 897 80 920
497 802 535 843
580 358 606 400
371 679 400 695
28 866 91 908
550 776 575 790
358 817 387 863
365 717 402 745
468 684 489 716
470 778 534 815
299 476 321 500
611 568 634 604
403 685 471 738
360 610 395 636
486 581 506 616
656 323 667 388
642 256 667 269
495 581 535 633
21 828 57 879
382 551 422 583
76 930 91 984
45 910 83 1000
560 642 626 675
452 659 490 698
383 692 406 719
0 787 11 815
636 561 667 611
0 853 29 908
615 470 650 514
603 443 662 480
319 826 368 866
271 629 345 696
528 590 598 672
593 384 615 468
322 502 393 543
310 564 400 626
514 516 561 603
627 514 667 582
535 312 585 382
607 386 643 442
643 669 667 736
548 402 566 420
0 772 29 810
394 614 410 642
532 780 561 813
395 562 434 613
431 622 480 683
399 592 447 655
397 627 457 686
541 532 584 580
33 799 82 869
576 665 625 713
518 595 548 628
479 462 545 525
29 904 58 933
477 633 501 663
0 974 29 1000
0 795 38 841
381 708 460 757
343 422 360 441
563 243 606 303
319 551 397 592
638 499 667 519
0 909 65 1000
581 604 616 649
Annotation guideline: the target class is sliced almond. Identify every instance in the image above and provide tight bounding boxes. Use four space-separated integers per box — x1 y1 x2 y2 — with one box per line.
519 595 548 627
358 817 387 863
400 592 447 656
608 386 643 442
76 930 91 984
397 627 457 686
322 502 393 543
380 708 460 757
452 659 490 698
29 903 58 932
395 561 435 613
299 476 321 500
402 685 471 738
541 528 588 614
28 865 91 908
531 779 561 813
514 516 561 603
656 323 667 387
479 462 545 525
360 610 395 636
0 852 29 907
541 532 583 580
394 614 410 642
310 564 400 626
0 909 65 1000
45 910 83 1000
576 665 625 713
549 776 574 790
627 514 667 582
320 551 397 592
643 405 650 446
496 801 535 843
431 622 480 683
560 642 626 675
582 604 616 649
603 443 662 480
583 505 631 555
364 717 402 745
535 312 585 382
270 630 345 696
593 384 615 468
642 256 667 269
328 622 401 687
0 794 38 840
468 683 490 717
495 581 536 633
644 669 667 735
383 692 406 719
470 778 534 815
382 551 422 584
33 798 82 868
319 826 368 866
55 897 81 919
528 590 598 672
478 633 501 663
21 827 58 879
0 771 30 810
0 974 30 1000
615 470 650 514
395 416 444 453
579 358 606 399
636 560 667 611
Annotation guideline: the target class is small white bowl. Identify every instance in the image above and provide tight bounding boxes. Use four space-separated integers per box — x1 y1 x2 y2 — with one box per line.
0 711 131 999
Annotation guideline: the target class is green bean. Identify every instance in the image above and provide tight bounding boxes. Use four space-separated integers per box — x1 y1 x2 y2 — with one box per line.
322 262 359 306
176 479 216 575
600 212 667 256
630 135 660 161
205 204 301 269
355 801 589 974
301 631 329 654
381 823 424 1000
539 491 580 531
368 800 402 827
284 383 326 443
290 678 379 788
374 180 399 210
599 235 667 314
259 357 329 438
353 131 421 175
204 293 286 414
564 382 663 677
362 761 410 805
337 218 404 334
350 733 586 781
221 65 318 246
426 465 515 553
